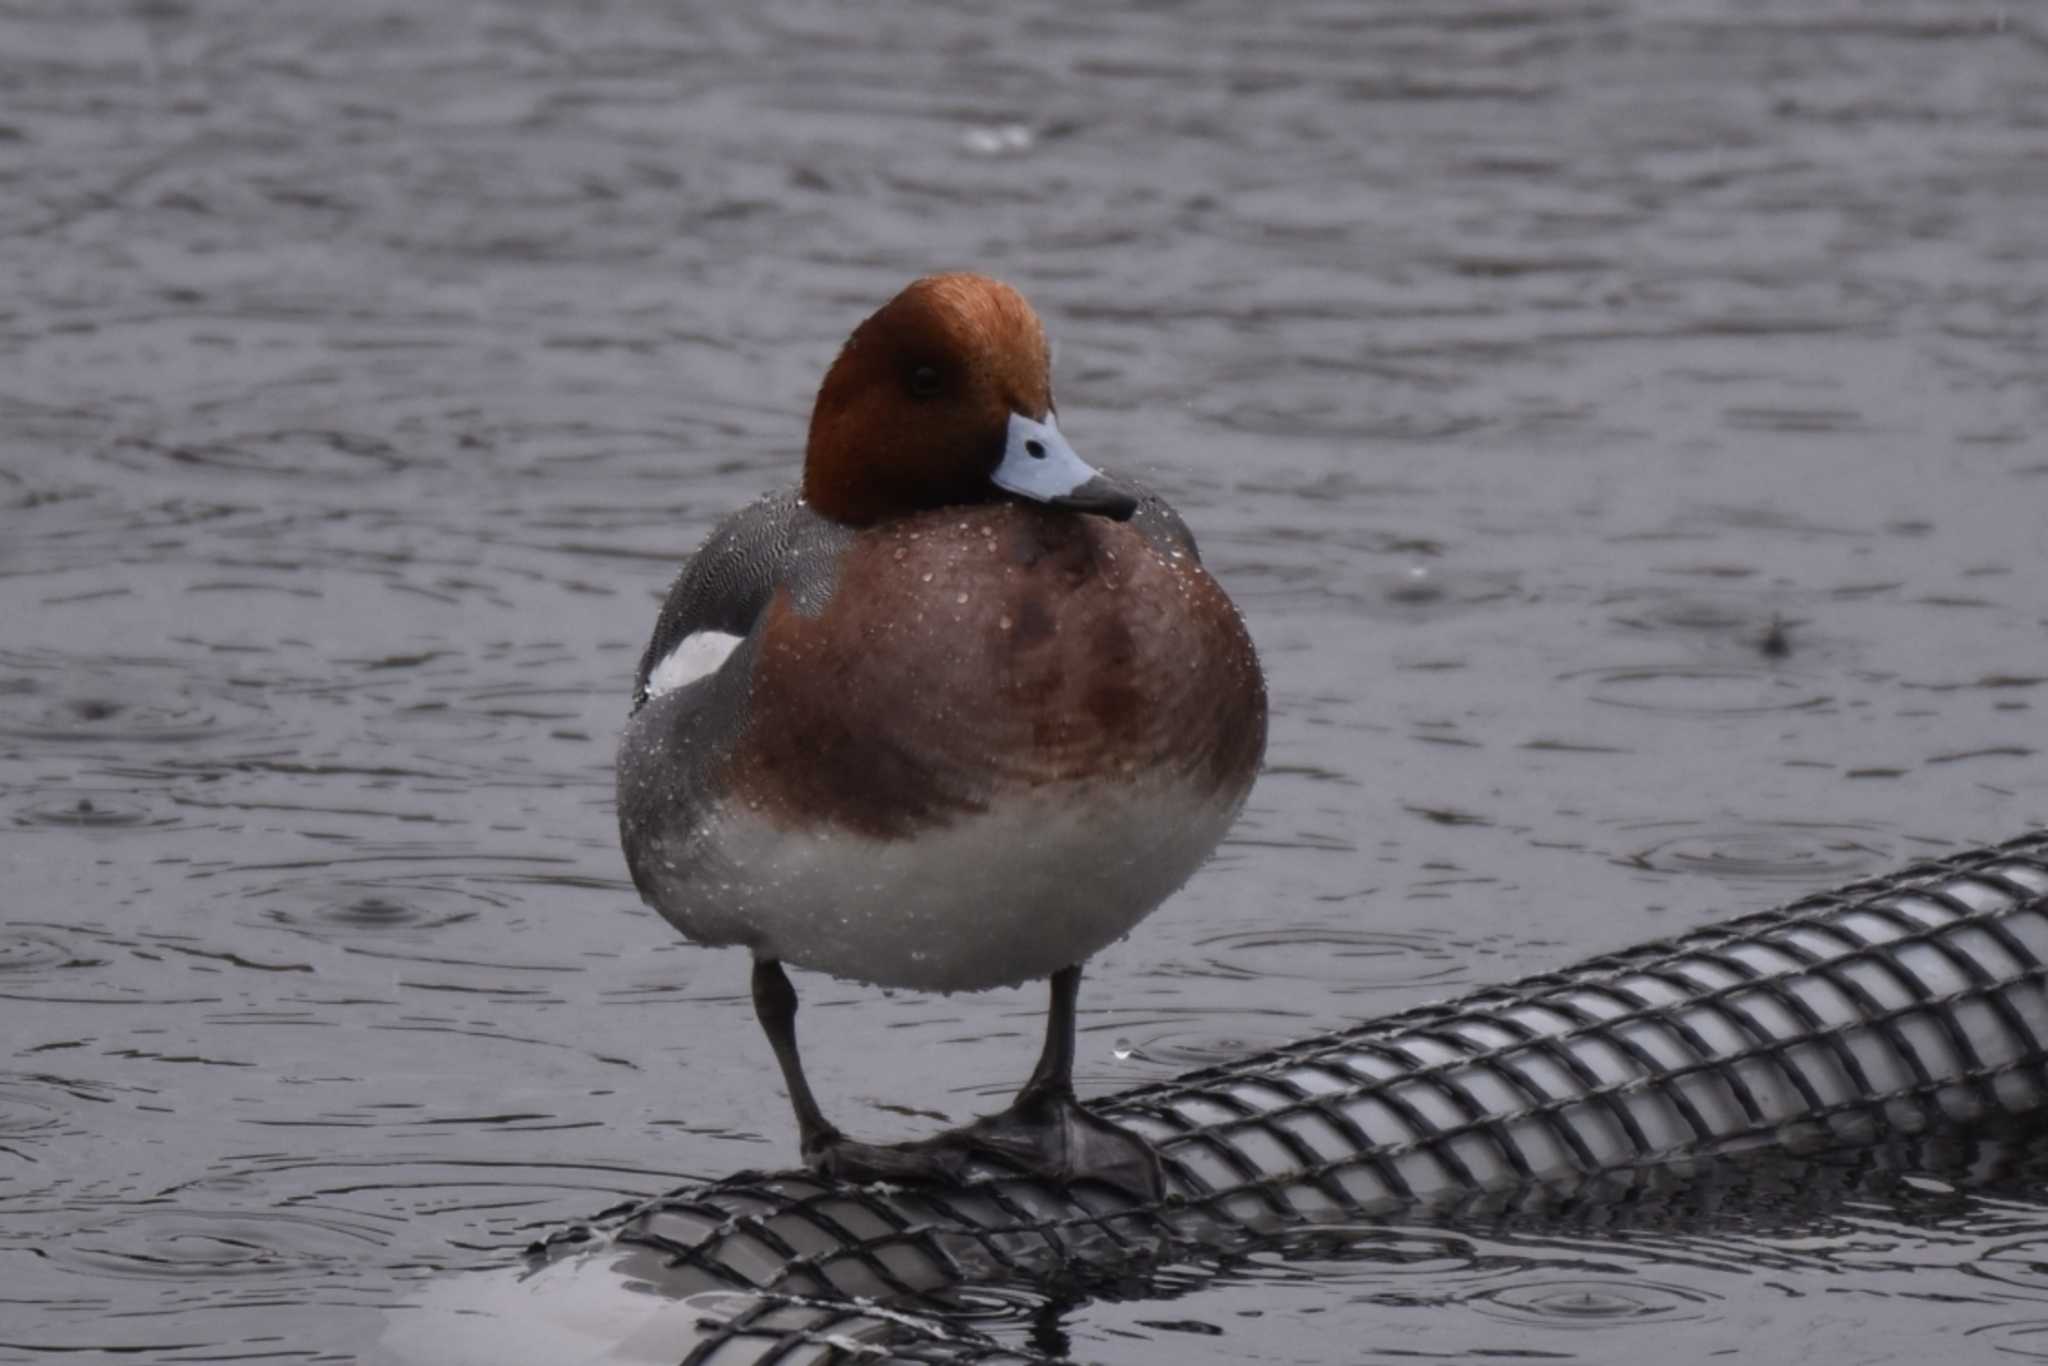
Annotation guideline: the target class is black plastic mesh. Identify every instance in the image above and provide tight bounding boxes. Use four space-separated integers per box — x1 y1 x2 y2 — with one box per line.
529 831 2048 1364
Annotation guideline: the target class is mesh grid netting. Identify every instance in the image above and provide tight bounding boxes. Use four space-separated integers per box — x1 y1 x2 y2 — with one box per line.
526 831 2048 1365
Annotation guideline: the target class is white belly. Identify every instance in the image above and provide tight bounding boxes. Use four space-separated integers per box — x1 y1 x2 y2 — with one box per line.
647 779 1245 993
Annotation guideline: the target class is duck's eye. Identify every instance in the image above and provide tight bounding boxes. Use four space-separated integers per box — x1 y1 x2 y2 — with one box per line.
907 364 942 398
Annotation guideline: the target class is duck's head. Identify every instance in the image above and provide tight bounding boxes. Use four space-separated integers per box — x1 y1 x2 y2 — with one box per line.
802 273 1137 527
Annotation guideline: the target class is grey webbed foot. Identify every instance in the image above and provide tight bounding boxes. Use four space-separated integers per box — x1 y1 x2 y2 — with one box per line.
803 1090 1163 1201
962 1086 1164 1201
805 1129 973 1186
773 961 1160 1200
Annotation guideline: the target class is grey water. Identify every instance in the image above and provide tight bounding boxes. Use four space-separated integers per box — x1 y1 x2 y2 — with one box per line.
1 1 2045 1361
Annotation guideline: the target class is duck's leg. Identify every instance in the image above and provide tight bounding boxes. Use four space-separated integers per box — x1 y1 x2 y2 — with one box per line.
1020 961 1082 1102
751 958 841 1157
960 964 1164 1200
757 959 1159 1196
755 958 973 1184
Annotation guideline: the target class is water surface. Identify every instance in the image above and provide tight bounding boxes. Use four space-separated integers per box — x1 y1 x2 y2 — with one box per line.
2 1 2045 1361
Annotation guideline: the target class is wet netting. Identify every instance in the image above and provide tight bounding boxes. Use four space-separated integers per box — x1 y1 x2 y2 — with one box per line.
523 831 2048 1364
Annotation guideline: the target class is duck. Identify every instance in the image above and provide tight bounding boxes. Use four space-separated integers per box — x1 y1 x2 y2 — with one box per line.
615 273 1266 1197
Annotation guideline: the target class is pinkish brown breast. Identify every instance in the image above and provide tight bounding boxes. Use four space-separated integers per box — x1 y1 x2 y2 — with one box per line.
725 503 1266 841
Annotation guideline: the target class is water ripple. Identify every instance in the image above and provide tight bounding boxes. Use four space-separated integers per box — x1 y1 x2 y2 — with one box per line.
1114 1021 1313 1072
0 930 100 975
0 1073 112 1151
248 875 508 937
104 430 415 483
11 791 168 830
1967 1236 2048 1295
0 691 246 746
0 653 269 747
1965 1320 2048 1360
1180 925 1469 987
1613 821 1892 885
1269 1225 1508 1283
1463 1276 1721 1328
49 1206 394 1283
1567 664 1834 716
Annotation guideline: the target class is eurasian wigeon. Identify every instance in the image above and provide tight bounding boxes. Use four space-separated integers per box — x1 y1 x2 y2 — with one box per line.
615 273 1266 1195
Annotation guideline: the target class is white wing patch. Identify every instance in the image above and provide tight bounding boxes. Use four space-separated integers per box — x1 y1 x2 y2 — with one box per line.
645 630 743 700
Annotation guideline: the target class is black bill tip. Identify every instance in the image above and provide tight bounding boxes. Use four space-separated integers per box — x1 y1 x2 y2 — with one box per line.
1050 477 1139 522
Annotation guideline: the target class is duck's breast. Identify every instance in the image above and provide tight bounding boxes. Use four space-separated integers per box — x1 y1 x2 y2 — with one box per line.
726 502 1267 841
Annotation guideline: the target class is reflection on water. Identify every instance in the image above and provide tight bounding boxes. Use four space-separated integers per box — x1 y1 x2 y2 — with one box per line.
2 0 2045 1361
951 1135 2048 1364
477 1134 2048 1366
